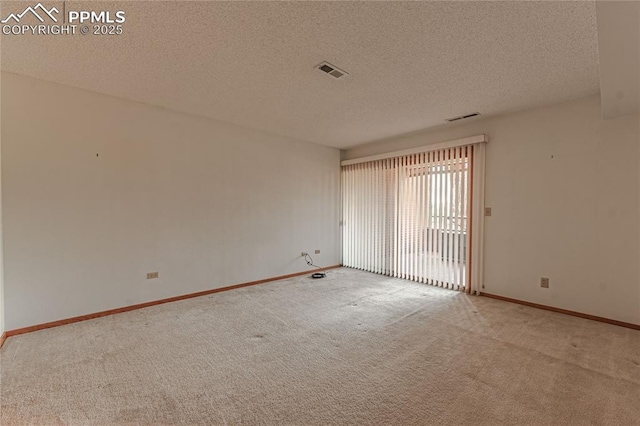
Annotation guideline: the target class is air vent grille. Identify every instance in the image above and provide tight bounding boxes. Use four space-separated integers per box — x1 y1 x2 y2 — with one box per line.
316 61 349 79
445 112 481 122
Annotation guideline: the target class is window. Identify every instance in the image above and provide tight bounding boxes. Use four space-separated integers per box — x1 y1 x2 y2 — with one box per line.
342 140 486 293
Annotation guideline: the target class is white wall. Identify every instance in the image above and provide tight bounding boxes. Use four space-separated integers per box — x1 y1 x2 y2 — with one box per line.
0 75 4 336
1 72 341 331
344 95 640 325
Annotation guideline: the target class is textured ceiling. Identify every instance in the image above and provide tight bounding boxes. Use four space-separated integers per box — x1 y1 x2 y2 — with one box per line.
0 1 600 148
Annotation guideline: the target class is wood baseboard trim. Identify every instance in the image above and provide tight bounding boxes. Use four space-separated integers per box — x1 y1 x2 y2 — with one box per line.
0 333 6 349
3 265 342 341
480 292 640 331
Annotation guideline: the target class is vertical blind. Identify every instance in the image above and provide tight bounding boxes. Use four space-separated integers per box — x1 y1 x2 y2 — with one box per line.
342 143 484 292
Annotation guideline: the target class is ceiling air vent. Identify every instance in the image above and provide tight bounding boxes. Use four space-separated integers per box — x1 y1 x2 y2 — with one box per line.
445 112 481 122
316 62 349 79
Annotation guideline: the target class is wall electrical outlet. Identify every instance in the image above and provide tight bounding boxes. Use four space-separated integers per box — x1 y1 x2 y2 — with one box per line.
485 207 492 217
315 249 321 254
301 252 308 257
147 272 159 280
541 277 549 288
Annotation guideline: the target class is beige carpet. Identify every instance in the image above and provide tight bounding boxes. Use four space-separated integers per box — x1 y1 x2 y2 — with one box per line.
1 267 639 425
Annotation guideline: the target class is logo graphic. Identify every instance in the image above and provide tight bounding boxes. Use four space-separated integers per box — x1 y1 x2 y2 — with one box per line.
2 2 126 36
1 3 59 24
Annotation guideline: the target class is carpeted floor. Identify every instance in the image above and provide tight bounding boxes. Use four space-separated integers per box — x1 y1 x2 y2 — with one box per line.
1 267 639 425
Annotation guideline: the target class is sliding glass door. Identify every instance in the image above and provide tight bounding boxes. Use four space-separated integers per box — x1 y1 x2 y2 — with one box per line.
342 145 477 291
